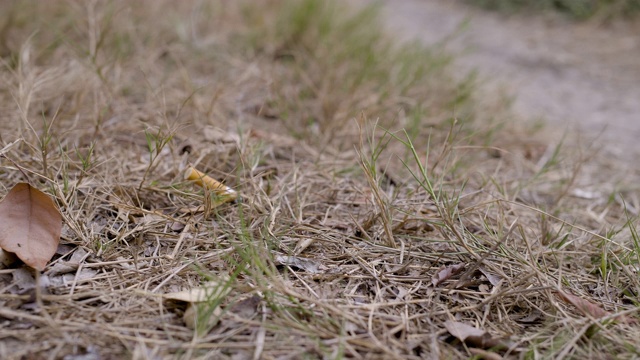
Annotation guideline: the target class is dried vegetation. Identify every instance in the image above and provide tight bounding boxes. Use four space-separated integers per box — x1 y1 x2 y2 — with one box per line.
0 0 639 359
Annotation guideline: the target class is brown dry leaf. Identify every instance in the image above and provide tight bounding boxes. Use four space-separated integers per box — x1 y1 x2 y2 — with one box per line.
0 183 62 271
557 290 609 318
432 263 465 286
556 290 636 324
444 320 507 351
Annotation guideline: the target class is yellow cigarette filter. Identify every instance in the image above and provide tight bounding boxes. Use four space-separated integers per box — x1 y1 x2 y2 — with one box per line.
184 167 238 200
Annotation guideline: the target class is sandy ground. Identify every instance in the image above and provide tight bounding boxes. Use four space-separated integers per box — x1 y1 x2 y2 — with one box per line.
364 0 640 164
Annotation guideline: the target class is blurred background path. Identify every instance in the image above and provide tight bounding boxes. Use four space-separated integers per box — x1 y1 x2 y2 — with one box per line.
364 0 640 163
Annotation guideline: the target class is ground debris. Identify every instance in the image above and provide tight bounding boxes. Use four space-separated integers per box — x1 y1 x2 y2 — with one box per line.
444 320 512 353
432 263 466 286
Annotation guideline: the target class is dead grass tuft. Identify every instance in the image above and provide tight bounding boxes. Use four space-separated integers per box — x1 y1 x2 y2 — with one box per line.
0 0 639 359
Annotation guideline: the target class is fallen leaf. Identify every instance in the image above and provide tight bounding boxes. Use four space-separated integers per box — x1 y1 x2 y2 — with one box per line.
444 320 507 350
134 213 166 225
478 267 502 287
44 268 98 288
228 294 261 319
395 285 411 301
0 183 62 271
445 320 487 340
46 247 89 276
162 280 231 334
163 279 231 303
513 309 543 324
55 243 76 256
432 263 465 286
556 290 636 324
274 254 326 274
170 221 186 232
556 290 609 318
10 267 36 294
183 302 222 332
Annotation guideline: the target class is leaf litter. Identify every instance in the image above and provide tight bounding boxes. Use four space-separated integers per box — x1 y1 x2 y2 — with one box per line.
556 290 637 325
444 320 511 352
161 280 232 333
273 254 327 274
432 263 466 286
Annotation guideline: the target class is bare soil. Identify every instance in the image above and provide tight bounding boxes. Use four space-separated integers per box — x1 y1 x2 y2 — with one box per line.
370 0 640 163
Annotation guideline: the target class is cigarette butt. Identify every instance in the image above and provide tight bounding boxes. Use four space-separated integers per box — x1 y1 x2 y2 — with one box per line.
184 167 237 200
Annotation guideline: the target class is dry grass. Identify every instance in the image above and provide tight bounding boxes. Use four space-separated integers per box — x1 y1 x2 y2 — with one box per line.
0 1 639 359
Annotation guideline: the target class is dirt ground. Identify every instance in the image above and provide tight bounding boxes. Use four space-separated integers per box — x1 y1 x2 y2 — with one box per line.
367 0 640 164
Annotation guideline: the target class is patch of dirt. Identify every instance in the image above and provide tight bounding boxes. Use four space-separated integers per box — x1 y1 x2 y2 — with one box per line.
368 0 640 163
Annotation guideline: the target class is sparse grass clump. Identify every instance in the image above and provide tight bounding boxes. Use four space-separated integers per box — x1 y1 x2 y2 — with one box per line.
1 0 640 359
